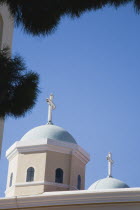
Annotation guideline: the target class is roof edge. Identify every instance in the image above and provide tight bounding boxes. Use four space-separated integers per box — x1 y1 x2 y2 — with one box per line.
1 188 140 209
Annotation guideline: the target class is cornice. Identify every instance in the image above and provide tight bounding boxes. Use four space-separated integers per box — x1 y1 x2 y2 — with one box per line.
5 181 70 196
72 149 89 164
6 139 90 164
5 183 78 199
5 185 15 195
15 181 69 188
2 188 140 209
6 142 18 161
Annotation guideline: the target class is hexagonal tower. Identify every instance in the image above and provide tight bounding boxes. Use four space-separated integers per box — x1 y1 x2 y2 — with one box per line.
0 4 14 154
5 95 90 197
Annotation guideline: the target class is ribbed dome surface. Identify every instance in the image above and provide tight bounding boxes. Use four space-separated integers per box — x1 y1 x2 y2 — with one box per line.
21 124 77 144
88 177 129 190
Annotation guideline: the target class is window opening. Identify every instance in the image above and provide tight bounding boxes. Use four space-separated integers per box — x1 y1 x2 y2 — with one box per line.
77 175 81 190
55 168 63 183
9 173 13 187
26 167 34 182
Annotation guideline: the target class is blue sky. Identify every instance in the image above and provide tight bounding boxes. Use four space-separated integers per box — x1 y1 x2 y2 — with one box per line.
1 2 140 196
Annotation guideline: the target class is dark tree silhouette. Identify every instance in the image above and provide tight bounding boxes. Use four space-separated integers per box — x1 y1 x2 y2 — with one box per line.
0 0 139 36
0 48 39 118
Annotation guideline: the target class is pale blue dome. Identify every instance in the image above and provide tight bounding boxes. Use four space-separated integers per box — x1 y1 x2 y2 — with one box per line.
88 177 129 190
21 124 77 144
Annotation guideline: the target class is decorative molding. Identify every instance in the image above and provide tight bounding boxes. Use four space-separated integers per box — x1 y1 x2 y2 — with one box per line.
4 185 15 195
15 181 69 189
45 181 69 188
6 138 90 165
15 181 44 187
5 181 78 195
2 188 140 209
5 181 70 196
6 142 18 161
70 186 78 190
72 149 89 165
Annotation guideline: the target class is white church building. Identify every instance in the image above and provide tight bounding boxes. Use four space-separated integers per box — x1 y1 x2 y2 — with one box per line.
1 3 140 210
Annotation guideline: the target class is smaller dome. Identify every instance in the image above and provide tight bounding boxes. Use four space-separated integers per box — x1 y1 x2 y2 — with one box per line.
88 177 129 190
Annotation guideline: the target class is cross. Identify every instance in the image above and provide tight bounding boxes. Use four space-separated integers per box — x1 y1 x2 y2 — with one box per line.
46 94 56 124
106 152 114 178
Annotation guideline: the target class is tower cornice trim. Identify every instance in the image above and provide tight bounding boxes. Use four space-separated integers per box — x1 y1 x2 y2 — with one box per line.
6 139 90 164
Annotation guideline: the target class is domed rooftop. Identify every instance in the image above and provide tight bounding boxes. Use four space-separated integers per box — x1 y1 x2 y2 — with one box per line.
88 152 129 190
88 177 129 190
21 124 77 144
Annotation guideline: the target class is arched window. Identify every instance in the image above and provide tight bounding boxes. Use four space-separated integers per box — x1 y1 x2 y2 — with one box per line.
26 167 34 182
55 168 63 183
9 173 13 187
77 175 81 190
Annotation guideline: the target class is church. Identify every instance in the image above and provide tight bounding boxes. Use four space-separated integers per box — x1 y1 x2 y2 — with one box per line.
0 3 140 210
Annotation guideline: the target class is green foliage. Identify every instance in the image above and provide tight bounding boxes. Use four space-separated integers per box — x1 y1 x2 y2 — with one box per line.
0 48 40 118
0 0 138 36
